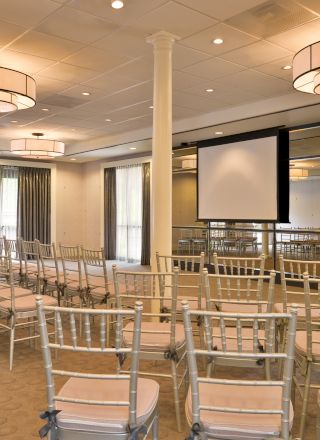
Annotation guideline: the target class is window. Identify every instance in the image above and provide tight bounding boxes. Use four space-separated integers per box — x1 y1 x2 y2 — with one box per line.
0 166 18 239
116 164 142 262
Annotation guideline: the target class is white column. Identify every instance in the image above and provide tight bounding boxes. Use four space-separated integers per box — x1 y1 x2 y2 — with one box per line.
147 31 179 271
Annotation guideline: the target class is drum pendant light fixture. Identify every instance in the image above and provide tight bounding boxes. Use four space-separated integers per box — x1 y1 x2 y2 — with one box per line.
0 67 36 112
293 41 320 94
10 133 65 159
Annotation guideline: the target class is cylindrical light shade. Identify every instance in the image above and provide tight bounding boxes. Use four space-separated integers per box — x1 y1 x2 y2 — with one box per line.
11 138 65 159
0 67 36 111
290 168 309 180
293 41 320 93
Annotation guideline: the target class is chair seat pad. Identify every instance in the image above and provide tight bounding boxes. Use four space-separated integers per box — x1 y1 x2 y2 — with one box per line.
123 321 185 351
295 330 320 359
0 294 57 312
212 326 266 352
218 303 268 314
274 302 320 318
56 377 159 434
186 383 293 440
163 295 206 311
0 286 33 300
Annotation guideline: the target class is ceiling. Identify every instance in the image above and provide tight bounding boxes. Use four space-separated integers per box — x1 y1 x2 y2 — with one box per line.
0 0 320 161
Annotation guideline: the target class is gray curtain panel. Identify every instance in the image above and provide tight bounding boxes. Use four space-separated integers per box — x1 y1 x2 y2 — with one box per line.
17 167 51 243
104 167 117 259
141 162 150 265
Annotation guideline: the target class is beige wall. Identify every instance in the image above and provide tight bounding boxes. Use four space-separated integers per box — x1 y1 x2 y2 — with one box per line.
55 162 84 245
82 161 102 249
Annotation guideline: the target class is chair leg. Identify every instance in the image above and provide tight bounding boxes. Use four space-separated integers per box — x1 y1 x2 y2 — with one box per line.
9 316 15 371
299 361 312 440
152 413 159 440
171 359 182 432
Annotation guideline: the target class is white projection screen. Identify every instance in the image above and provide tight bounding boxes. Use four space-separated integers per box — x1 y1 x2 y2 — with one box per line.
197 130 289 222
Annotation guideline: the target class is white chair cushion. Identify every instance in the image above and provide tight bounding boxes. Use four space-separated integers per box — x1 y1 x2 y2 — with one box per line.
295 330 320 359
0 294 57 312
123 321 185 352
56 377 159 434
218 303 268 314
186 383 293 440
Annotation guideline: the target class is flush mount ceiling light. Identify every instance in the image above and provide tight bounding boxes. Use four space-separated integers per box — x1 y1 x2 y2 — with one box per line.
111 0 124 9
282 65 292 70
293 41 320 94
0 67 36 112
289 168 309 180
10 133 64 159
212 38 224 45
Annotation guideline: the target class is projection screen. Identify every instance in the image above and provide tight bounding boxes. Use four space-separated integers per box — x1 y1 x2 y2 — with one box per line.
197 129 289 222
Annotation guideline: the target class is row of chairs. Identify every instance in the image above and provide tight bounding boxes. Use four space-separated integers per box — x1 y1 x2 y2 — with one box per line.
1 241 319 438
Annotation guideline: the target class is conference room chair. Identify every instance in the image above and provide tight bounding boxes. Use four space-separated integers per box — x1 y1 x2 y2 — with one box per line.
177 228 193 254
113 266 187 432
0 251 56 370
292 273 320 439
3 237 22 284
20 238 41 293
36 296 160 440
182 300 297 440
38 241 62 302
202 269 276 378
213 252 266 276
59 243 86 309
81 246 115 345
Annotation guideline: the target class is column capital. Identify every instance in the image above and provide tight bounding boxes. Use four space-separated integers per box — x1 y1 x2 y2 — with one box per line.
146 30 180 48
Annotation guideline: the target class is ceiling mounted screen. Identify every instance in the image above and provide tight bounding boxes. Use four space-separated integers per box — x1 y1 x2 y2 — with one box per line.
197 128 289 222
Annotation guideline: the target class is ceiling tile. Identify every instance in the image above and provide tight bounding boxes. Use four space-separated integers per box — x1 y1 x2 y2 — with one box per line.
226 0 317 38
8 31 83 61
180 23 259 57
68 0 168 26
268 18 320 51
0 50 55 74
220 40 293 67
63 46 131 72
0 0 60 27
107 57 154 82
183 57 246 81
173 71 208 90
254 56 294 80
40 62 99 83
93 26 151 58
33 76 74 99
36 6 119 44
0 20 26 48
134 1 217 39
173 105 201 120
175 0 267 21
59 84 108 100
83 71 143 94
295 0 320 14
173 44 211 70
173 90 222 111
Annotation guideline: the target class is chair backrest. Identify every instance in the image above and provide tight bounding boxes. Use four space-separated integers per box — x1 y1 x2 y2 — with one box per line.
36 295 143 429
59 243 83 289
279 255 320 311
113 266 179 349
0 253 18 312
156 251 205 273
20 239 40 290
302 272 320 359
81 246 111 294
203 269 276 313
182 301 297 440
38 241 61 285
213 252 265 275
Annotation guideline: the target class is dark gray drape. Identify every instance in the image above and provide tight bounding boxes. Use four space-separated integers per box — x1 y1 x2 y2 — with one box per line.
141 162 150 265
104 167 117 259
17 167 51 243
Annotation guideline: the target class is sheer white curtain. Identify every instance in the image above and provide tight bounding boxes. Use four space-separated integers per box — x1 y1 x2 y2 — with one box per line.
0 166 18 239
116 164 142 262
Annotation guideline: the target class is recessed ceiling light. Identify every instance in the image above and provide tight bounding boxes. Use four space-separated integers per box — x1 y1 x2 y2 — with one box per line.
82 91 91 96
215 131 223 135
42 108 49 111
105 118 112 122
212 38 224 45
149 105 154 109
10 120 18 123
70 158 76 161
71 128 76 131
282 65 292 70
129 147 137 150
111 0 124 9
206 88 214 93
